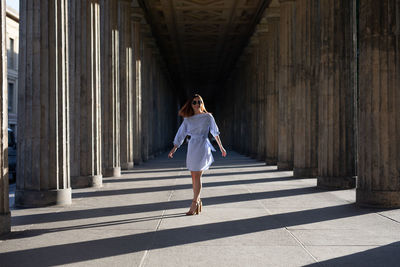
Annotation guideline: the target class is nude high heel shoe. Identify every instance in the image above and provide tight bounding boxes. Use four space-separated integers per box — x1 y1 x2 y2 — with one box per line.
198 199 203 213
186 200 200 216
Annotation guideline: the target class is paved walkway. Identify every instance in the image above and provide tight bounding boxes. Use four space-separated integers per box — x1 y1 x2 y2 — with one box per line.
1 148 400 267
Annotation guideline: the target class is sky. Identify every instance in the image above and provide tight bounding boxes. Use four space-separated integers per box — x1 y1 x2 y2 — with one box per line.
6 0 19 13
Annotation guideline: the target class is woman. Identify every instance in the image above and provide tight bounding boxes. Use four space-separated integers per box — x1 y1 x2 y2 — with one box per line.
168 94 227 215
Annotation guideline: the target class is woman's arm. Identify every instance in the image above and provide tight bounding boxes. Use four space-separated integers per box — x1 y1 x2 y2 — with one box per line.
214 136 227 157
168 145 179 158
169 119 187 159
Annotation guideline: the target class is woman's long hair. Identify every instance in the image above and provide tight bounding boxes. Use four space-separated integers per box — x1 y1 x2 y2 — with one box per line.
178 94 208 117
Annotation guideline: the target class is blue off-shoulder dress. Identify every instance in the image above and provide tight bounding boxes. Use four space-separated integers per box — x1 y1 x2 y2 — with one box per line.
173 113 220 171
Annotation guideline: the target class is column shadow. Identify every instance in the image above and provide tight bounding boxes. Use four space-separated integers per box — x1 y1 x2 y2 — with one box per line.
103 169 287 184
13 185 320 226
304 241 400 267
0 204 387 266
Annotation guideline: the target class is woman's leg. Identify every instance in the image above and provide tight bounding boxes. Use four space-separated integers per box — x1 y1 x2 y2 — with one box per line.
188 171 203 214
193 171 203 202
190 171 196 196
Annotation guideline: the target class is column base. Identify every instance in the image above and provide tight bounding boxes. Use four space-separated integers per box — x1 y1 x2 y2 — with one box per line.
277 161 293 171
0 212 11 236
356 190 400 208
71 175 103 189
256 154 265 161
266 158 278 166
317 176 356 189
121 162 134 170
104 167 121 177
15 188 72 208
293 167 318 178
134 159 142 165
249 153 258 159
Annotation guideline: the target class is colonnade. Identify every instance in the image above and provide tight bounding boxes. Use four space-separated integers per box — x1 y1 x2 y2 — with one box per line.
0 0 399 236
6 0 177 214
221 0 399 207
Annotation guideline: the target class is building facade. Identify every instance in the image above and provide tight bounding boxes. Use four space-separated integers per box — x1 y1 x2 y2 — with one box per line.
6 6 18 136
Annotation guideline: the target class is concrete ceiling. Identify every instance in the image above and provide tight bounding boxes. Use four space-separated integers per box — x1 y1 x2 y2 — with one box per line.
139 0 270 99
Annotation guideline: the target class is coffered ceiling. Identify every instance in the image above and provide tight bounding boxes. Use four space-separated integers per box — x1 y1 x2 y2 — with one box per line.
139 0 270 98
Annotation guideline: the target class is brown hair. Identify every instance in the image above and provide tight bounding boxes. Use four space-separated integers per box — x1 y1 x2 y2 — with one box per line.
178 94 209 117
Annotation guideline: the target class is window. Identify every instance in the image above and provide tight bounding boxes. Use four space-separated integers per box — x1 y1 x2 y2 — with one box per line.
8 38 14 69
8 82 14 112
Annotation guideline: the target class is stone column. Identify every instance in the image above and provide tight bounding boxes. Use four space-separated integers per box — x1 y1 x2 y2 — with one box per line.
140 28 152 162
293 0 319 178
132 9 143 165
69 0 102 188
0 0 10 235
265 8 280 165
119 0 134 170
233 67 241 151
249 39 259 158
356 0 400 207
238 57 247 154
100 0 121 177
153 52 162 156
16 0 71 207
244 53 252 156
317 0 356 189
278 0 295 170
255 22 268 161
145 39 156 159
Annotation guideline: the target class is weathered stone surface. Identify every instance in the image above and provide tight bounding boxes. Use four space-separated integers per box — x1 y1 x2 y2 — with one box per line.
3 151 400 266
119 0 134 170
0 0 10 235
141 30 151 162
100 0 121 177
278 0 295 171
244 53 253 157
356 0 400 207
293 0 319 178
265 10 280 166
255 21 268 161
249 39 259 159
132 10 143 165
317 0 356 189
16 0 71 207
69 0 102 188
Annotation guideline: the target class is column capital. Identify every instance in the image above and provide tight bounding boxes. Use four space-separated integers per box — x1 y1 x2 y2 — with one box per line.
146 39 156 48
263 7 280 20
255 18 269 34
131 7 144 22
249 36 259 46
140 23 151 34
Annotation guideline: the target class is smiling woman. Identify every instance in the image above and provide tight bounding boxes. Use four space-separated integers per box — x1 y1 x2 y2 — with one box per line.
168 94 227 215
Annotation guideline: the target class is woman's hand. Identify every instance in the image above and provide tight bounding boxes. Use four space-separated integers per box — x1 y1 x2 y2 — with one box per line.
221 147 227 157
168 146 177 158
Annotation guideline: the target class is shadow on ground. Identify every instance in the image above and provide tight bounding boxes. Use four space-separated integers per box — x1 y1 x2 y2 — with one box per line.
1 204 387 266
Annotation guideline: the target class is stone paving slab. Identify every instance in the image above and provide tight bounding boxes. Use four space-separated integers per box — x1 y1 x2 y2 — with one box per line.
1 149 400 266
